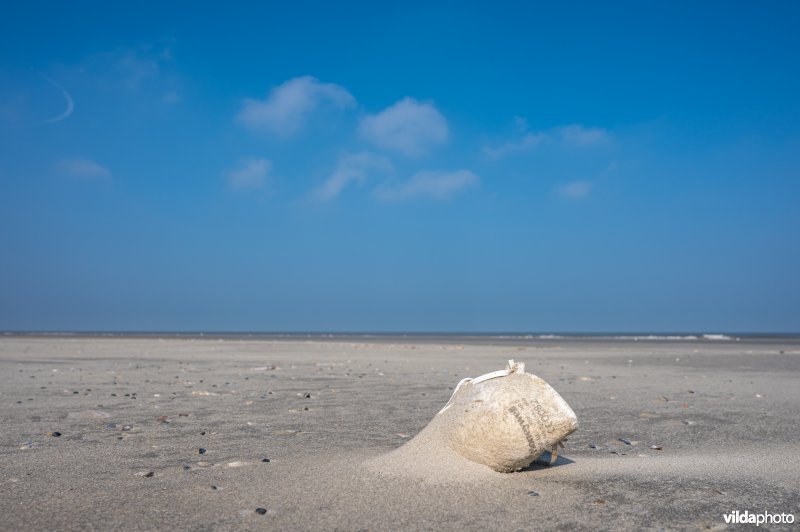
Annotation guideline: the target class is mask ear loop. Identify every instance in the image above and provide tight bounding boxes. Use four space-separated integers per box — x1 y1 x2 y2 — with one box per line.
437 360 525 414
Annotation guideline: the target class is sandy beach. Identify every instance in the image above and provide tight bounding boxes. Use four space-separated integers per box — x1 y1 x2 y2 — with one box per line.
1 335 798 530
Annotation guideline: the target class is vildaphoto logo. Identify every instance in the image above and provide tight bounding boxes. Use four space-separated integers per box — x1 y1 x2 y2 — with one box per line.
723 510 795 526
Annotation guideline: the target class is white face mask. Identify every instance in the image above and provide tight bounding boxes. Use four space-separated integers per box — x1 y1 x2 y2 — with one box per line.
391 359 578 473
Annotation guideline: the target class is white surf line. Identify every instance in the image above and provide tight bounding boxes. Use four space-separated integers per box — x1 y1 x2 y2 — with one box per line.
35 74 74 125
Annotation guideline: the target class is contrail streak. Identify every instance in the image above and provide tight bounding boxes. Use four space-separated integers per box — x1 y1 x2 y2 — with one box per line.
36 74 74 125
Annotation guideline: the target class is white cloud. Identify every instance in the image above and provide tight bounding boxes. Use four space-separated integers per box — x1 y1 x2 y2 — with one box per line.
237 76 356 137
224 158 272 189
483 133 545 159
314 152 392 201
112 51 160 91
359 97 449 156
484 123 611 158
556 125 610 146
69 47 165 92
53 157 111 180
555 180 592 200
376 169 478 201
45 44 181 112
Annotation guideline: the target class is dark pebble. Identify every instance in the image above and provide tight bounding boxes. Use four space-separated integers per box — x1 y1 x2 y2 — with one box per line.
145 471 154 478
527 490 539 496
200 431 206 435
211 485 218 490
199 448 206 455
618 438 632 445
255 508 267 515
588 443 598 449
303 393 311 398
51 431 62 437
261 458 271 463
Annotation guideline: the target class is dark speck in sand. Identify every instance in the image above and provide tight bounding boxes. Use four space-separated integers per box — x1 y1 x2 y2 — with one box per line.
199 448 206 455
255 508 267 515
261 458 271 463
144 472 154 478
618 437 632 445
211 485 218 490
527 491 539 496
303 393 311 398
50 431 62 437
588 442 598 449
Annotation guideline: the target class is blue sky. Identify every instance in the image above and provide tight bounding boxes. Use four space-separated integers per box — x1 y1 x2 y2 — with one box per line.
1 1 798 332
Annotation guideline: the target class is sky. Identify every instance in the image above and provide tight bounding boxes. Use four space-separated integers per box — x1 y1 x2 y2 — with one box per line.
1 1 799 333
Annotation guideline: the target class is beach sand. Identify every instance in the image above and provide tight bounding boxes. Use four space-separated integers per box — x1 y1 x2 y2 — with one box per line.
1 335 798 530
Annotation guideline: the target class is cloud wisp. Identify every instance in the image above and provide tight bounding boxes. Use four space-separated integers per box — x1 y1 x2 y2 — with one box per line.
53 157 111 180
359 97 449 156
224 158 272 190
555 180 592 200
485 124 610 158
376 169 478 201
556 125 610 146
314 152 393 201
237 76 356 137
36 75 74 125
483 132 545 158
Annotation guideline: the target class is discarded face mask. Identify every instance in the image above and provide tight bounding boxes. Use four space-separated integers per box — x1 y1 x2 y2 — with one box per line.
403 360 578 473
